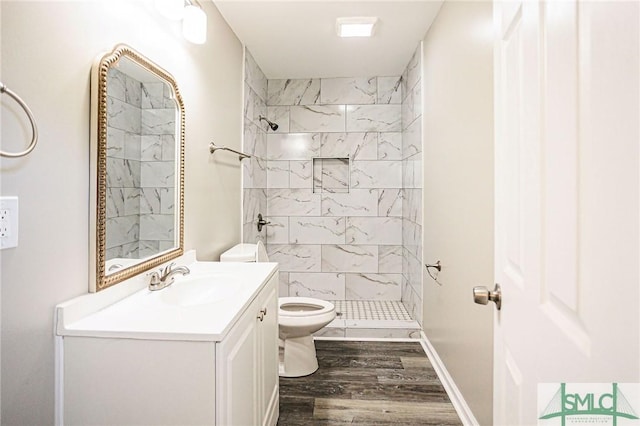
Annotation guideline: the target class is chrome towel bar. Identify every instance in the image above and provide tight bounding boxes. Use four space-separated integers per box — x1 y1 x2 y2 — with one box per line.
209 142 251 161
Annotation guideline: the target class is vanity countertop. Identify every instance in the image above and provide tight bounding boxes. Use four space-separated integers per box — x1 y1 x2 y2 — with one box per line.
55 253 279 342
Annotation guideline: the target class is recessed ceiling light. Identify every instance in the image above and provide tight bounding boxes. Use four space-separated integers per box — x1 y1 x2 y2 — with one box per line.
336 17 378 38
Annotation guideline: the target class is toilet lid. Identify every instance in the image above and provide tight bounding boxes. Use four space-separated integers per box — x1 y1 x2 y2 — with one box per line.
278 297 335 317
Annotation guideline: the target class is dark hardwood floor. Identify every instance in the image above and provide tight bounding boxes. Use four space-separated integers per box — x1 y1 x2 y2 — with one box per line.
278 340 463 425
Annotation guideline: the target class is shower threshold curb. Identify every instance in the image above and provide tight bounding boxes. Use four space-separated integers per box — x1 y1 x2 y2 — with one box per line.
326 318 421 329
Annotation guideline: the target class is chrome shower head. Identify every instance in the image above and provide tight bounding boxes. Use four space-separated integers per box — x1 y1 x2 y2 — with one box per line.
259 115 279 131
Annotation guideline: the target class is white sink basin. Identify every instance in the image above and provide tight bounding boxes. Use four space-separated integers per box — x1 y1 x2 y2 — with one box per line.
159 275 240 307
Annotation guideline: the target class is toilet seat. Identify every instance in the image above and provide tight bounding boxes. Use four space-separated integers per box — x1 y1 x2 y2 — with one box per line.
219 243 335 377
279 297 335 317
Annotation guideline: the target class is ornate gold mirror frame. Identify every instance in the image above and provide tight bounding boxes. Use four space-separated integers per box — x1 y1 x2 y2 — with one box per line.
90 44 185 292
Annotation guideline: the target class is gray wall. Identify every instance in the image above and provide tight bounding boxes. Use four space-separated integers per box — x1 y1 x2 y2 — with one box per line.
0 1 243 424
421 2 494 425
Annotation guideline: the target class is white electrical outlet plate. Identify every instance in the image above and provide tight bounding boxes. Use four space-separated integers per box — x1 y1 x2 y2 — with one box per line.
0 196 19 249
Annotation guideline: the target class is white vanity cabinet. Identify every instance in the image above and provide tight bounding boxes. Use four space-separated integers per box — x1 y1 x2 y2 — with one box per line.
216 281 279 426
55 257 279 426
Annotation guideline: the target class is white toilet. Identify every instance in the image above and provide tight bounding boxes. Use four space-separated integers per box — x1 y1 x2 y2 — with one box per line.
220 242 336 377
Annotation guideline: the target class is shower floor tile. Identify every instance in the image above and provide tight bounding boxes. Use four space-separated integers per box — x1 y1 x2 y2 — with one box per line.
333 300 413 321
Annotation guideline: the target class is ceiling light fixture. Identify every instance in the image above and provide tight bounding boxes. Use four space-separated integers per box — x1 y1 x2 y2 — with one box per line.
336 17 378 38
155 0 207 44
155 0 184 20
183 3 207 44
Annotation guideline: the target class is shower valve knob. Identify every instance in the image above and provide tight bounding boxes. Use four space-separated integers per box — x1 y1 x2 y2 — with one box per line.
257 213 271 232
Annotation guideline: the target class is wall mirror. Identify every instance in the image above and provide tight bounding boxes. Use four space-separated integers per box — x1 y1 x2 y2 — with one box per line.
90 44 185 292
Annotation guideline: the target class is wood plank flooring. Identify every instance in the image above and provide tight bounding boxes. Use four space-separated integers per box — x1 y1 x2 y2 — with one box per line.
278 340 462 425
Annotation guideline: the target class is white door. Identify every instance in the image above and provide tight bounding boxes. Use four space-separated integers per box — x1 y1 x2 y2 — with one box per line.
491 1 639 425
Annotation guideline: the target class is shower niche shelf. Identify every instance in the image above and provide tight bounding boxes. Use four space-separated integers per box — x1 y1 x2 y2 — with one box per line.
312 157 350 193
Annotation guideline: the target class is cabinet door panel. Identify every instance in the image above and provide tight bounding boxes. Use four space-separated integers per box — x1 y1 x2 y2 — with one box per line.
259 283 279 425
217 307 258 426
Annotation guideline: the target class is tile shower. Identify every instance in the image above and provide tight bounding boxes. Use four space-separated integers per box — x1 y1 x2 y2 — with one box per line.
243 47 423 338
105 68 176 260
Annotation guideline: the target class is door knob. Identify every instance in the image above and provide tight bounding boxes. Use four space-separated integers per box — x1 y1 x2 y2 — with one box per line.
473 283 502 310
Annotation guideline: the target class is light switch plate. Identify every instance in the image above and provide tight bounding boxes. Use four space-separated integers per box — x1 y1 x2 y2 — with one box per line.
0 196 19 249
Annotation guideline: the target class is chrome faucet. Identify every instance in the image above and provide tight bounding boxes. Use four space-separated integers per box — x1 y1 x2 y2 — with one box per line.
148 262 191 291
108 263 123 272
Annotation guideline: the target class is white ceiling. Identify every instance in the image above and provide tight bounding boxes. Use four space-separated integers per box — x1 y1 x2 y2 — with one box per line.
213 1 443 79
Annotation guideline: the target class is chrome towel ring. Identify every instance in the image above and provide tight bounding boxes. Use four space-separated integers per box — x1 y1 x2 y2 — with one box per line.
0 81 38 158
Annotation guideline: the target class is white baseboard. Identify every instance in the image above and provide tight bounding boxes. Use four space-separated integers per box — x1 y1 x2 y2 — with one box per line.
419 331 479 426
265 388 279 426
54 335 64 426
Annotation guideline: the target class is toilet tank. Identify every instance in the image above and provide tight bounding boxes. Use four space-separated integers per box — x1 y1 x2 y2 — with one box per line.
220 243 257 262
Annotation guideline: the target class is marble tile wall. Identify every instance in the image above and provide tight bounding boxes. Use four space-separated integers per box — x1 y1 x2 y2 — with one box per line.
242 47 423 333
242 50 269 244
401 45 424 325
105 68 176 259
263 72 404 303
